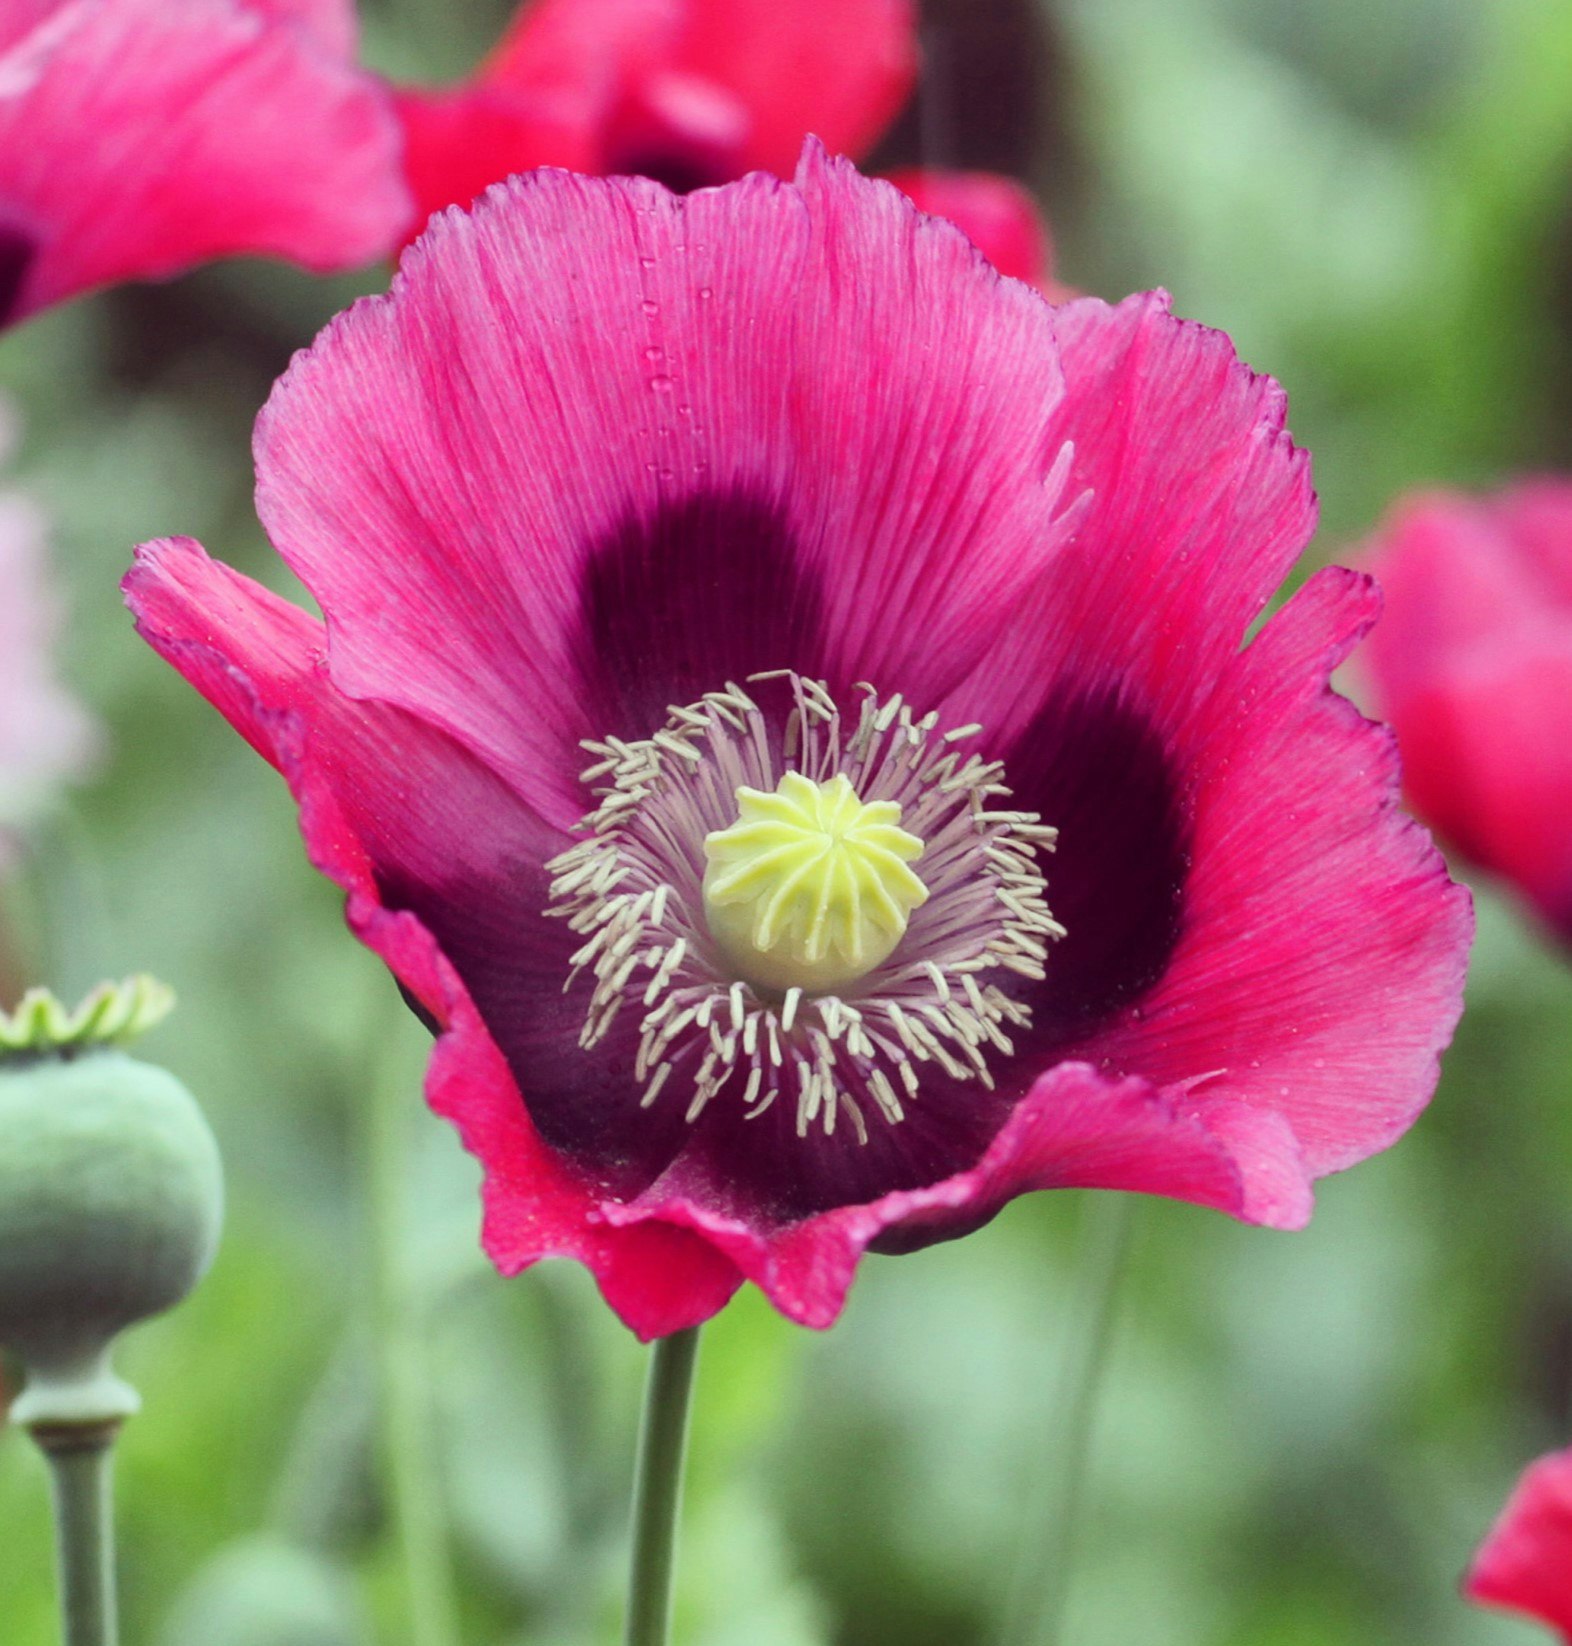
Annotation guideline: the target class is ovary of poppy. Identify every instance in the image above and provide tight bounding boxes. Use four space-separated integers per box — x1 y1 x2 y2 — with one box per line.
126 148 1471 1340
1362 482 1572 946
0 0 410 329
1467 1447 1572 1639
0 401 93 856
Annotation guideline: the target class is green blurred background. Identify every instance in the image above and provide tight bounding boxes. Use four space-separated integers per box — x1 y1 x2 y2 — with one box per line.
4 0 1572 1641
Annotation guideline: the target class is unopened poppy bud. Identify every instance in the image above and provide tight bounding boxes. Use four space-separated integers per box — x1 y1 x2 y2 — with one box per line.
0 978 222 1430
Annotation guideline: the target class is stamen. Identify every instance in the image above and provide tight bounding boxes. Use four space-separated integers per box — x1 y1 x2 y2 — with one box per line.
544 673 1062 1143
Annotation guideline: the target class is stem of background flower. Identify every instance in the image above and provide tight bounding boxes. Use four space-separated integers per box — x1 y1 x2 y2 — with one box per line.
2 796 113 1000
18 800 116 996
624 1325 703 1646
368 1014 463 1646
998 1193 1136 1646
267 1327 377 1548
33 1422 120 1646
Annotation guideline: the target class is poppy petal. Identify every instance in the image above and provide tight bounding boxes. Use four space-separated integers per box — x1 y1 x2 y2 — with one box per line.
1364 484 1572 942
252 149 1072 817
252 0 356 57
597 1062 1307 1329
125 535 745 1339
952 290 1316 750
1467 1447 1572 1640
0 0 408 324
1067 566 1471 1177
669 0 916 175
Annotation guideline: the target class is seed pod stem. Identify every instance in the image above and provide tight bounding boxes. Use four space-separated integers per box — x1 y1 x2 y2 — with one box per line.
30 1417 122 1646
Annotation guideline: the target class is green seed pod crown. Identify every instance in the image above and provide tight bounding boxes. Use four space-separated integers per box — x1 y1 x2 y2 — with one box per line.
0 978 223 1428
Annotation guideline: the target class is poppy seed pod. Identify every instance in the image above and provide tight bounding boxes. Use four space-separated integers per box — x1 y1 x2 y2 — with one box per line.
0 980 222 1429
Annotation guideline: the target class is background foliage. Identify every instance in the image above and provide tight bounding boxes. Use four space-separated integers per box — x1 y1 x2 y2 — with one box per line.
4 0 1572 1641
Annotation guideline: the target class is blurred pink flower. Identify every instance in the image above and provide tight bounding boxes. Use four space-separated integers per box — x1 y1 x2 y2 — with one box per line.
1467 1446 1572 1640
0 0 409 327
128 151 1468 1339
393 0 1062 289
0 405 93 855
1363 481 1572 944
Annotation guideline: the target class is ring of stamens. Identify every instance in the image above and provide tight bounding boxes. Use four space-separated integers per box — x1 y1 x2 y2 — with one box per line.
545 673 1064 1144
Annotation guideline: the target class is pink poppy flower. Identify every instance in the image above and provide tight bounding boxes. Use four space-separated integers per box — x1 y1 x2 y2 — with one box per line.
393 0 1060 290
1467 1447 1572 1639
0 404 93 857
1362 481 1572 945
0 0 409 328
125 151 1470 1340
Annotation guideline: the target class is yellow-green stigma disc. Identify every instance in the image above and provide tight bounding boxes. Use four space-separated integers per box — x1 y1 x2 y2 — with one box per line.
702 772 929 995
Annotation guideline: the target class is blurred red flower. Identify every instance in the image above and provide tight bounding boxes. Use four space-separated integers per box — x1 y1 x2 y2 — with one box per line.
1467 1446 1572 1639
1363 481 1572 945
128 151 1468 1339
0 0 409 327
394 0 1059 287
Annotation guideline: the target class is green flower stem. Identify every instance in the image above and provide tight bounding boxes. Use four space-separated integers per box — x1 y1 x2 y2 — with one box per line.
1000 1193 1136 1646
30 798 117 997
368 1027 462 1646
33 1422 120 1646
624 1325 702 1646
